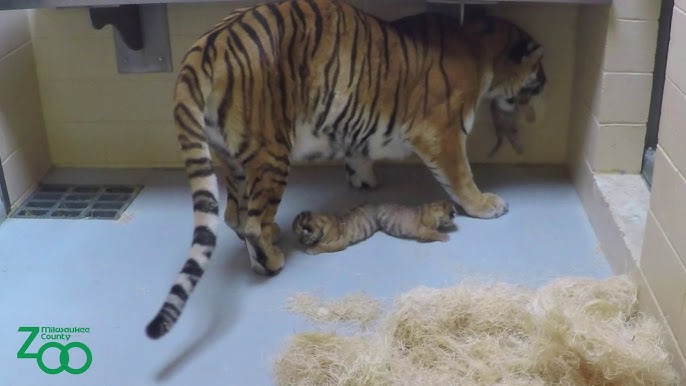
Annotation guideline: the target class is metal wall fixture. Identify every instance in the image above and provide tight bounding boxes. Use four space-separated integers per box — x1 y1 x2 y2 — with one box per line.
89 4 172 73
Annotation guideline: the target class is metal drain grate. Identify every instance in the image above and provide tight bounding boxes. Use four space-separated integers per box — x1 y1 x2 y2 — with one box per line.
11 184 142 220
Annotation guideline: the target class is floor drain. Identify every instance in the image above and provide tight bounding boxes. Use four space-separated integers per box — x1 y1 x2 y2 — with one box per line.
11 184 142 220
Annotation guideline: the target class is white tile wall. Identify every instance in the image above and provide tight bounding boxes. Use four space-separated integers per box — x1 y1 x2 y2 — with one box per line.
592 72 653 124
666 6 686 99
610 0 660 20
590 124 646 173
636 0 686 371
568 0 686 371
603 18 658 73
640 210 686 330
679 0 686 15
0 16 50 206
658 79 686 177
649 147 686 270
2 132 49 203
0 10 30 57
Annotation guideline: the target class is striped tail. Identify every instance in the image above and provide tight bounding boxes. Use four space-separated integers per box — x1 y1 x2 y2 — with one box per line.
146 63 219 339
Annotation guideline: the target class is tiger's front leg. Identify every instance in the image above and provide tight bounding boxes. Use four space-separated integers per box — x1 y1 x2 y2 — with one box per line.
407 117 508 219
344 157 380 190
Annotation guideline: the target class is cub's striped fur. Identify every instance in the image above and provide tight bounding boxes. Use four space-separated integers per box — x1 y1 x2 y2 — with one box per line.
293 200 457 254
146 0 546 339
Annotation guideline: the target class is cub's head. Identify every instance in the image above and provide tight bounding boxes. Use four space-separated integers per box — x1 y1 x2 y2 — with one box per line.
423 200 457 232
292 211 330 246
463 15 546 104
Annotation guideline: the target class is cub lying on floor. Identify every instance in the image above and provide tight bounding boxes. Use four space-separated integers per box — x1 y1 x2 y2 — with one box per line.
292 201 457 255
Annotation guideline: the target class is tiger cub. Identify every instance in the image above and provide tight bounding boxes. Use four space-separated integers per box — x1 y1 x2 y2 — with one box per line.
488 70 545 157
146 0 547 339
293 201 457 254
488 97 536 157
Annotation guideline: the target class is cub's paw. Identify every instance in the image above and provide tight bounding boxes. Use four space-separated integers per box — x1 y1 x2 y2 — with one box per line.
463 192 508 219
433 232 450 242
305 246 325 255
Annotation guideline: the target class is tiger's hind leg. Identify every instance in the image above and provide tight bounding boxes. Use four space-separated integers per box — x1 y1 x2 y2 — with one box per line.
222 161 282 243
344 157 379 190
242 150 290 276
223 167 247 240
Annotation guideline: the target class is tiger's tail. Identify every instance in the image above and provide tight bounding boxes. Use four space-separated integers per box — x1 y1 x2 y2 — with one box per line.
146 49 219 339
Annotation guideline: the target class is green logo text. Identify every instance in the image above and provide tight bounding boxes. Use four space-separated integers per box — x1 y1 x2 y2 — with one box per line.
17 326 92 375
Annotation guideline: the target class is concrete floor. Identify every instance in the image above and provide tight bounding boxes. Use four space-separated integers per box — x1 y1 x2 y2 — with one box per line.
0 164 611 386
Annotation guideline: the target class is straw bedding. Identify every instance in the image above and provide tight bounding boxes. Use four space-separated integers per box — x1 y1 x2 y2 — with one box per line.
285 292 384 326
275 276 677 386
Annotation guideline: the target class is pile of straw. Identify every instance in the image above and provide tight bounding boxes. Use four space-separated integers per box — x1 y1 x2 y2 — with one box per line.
275 276 677 386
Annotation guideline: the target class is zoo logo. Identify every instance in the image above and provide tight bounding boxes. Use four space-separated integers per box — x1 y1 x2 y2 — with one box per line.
17 326 92 375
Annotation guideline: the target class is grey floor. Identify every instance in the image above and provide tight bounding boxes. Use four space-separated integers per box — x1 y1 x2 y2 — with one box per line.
0 164 611 386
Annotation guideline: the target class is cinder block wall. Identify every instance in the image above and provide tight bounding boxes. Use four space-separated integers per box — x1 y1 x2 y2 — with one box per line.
567 0 686 372
640 0 686 368
29 0 577 167
567 1 659 176
0 10 50 206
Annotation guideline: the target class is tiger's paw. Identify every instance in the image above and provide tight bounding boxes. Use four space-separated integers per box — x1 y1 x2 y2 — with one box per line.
270 223 282 243
247 241 285 277
345 159 380 190
346 168 380 190
463 192 509 219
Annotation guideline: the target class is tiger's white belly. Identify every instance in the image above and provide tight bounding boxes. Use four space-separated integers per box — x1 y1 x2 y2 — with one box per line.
290 119 413 162
366 120 413 159
291 125 336 161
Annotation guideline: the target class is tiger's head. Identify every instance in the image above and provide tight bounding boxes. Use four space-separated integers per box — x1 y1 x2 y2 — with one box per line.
463 15 547 105
422 200 458 232
292 211 332 246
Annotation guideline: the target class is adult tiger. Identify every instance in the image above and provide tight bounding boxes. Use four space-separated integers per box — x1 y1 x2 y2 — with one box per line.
146 0 546 339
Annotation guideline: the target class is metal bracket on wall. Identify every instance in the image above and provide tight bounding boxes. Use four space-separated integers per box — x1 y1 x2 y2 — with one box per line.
89 4 172 74
426 1 473 25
